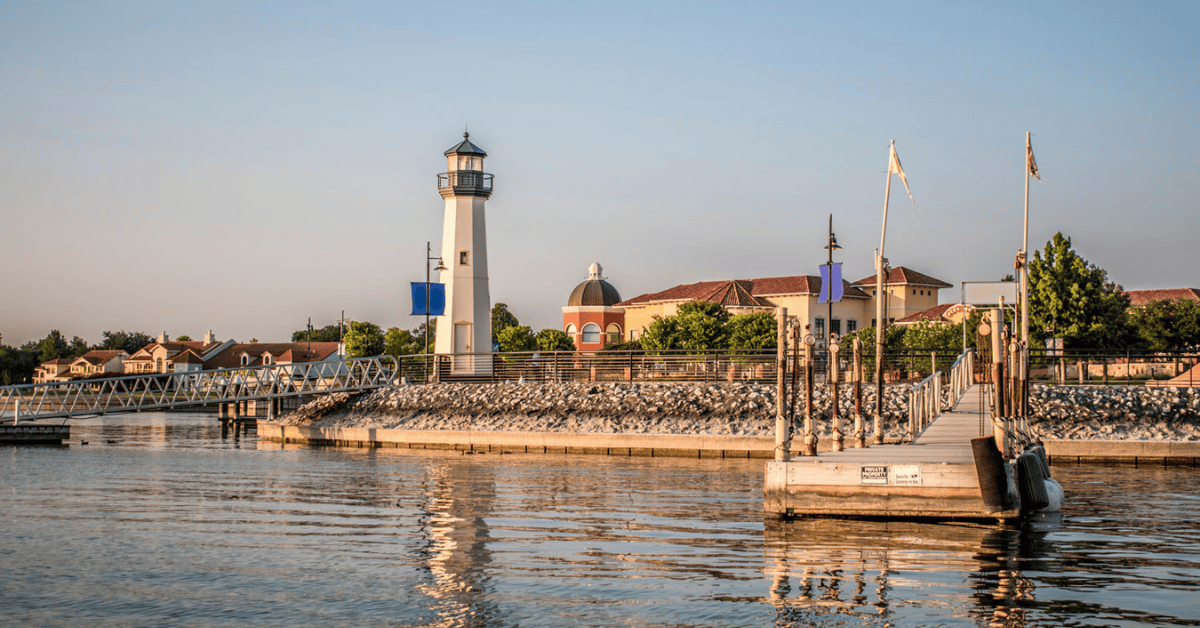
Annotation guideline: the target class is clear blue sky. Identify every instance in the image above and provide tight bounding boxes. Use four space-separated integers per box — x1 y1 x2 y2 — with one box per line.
2 0 1197 345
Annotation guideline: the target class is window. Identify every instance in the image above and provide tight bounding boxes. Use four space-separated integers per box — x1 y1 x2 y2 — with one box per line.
263 354 272 365
830 319 841 336
814 317 825 339
565 323 576 336
459 251 469 266
847 320 857 333
240 353 250 366
629 329 640 341
606 323 621 345
582 323 601 344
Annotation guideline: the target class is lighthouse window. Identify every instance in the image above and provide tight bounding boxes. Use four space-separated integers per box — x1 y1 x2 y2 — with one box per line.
459 251 469 266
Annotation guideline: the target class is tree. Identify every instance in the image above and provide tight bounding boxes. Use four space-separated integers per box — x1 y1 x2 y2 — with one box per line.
491 303 520 343
675 301 731 351
101 330 154 354
412 319 437 353
536 328 575 352
0 344 41 385
497 325 537 352
291 324 341 343
1028 233 1134 349
1132 299 1200 352
600 339 642 351
36 330 70 362
67 336 91 358
727 312 777 351
383 327 422 357
641 315 682 353
175 335 193 342
343 321 385 358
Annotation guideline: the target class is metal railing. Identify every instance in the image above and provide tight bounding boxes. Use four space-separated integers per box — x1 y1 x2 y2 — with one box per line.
947 349 975 404
1 356 398 422
1025 350 1200 387
437 171 493 192
908 370 942 440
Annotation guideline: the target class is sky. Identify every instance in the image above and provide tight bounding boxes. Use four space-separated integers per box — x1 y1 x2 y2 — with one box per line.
2 0 1197 346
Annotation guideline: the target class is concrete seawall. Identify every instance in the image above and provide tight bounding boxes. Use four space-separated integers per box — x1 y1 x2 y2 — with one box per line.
258 423 1200 466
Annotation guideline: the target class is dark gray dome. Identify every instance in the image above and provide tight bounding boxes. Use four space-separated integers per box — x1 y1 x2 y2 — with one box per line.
567 263 621 307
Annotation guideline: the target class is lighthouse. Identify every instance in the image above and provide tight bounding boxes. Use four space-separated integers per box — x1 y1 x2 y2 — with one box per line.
434 132 494 374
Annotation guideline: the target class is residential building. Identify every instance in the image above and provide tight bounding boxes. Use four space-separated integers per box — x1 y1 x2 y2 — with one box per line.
1125 288 1200 308
32 358 74 384
69 350 128 378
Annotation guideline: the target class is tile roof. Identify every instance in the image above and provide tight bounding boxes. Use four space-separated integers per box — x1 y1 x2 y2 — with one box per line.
81 349 126 361
38 358 75 367
1125 288 1200 307
203 342 341 369
170 349 205 364
618 275 868 307
895 303 957 325
852 266 952 288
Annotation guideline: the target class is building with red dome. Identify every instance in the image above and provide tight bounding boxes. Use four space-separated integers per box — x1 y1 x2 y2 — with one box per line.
562 263 625 351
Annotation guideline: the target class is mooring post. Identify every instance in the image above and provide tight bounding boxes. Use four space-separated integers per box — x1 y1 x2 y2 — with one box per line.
853 338 865 448
803 328 816 456
774 307 790 461
830 335 843 451
13 398 19 425
990 308 1007 458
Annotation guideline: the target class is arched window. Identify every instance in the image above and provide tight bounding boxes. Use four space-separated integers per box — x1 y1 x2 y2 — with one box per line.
582 323 601 344
606 323 622 345
240 353 250 366
565 323 577 336
262 354 272 365
155 358 163 372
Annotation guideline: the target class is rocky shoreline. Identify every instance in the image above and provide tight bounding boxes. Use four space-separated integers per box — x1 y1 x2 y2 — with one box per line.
279 381 1200 442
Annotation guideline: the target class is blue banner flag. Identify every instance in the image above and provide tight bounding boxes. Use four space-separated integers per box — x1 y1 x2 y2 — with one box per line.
818 264 844 304
411 282 446 316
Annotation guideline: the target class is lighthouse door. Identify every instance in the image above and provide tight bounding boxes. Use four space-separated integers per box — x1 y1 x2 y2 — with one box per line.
453 323 472 372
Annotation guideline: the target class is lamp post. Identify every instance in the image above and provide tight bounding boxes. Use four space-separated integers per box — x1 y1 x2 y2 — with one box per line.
825 214 841 346
425 241 447 382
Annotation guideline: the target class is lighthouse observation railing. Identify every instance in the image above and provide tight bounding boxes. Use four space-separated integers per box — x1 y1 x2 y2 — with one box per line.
437 171 493 192
1 356 398 422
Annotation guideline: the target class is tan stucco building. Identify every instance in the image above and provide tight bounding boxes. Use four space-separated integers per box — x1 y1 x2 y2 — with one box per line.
618 266 951 348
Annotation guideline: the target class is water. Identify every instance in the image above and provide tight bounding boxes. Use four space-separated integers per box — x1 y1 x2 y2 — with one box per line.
2 413 1199 627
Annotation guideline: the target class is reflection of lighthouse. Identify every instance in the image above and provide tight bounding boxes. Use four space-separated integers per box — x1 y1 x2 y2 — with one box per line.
434 132 494 375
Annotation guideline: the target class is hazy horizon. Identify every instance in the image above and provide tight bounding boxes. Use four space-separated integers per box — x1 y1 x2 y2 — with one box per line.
3 1 1197 346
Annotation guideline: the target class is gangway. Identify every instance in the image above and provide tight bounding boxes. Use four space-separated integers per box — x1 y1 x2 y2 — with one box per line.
1 356 398 423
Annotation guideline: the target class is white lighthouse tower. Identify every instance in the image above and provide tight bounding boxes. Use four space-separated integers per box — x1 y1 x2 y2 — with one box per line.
434 132 494 374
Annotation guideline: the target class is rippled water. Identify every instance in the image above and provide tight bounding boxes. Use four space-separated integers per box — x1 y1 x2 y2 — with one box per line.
2 413 1199 627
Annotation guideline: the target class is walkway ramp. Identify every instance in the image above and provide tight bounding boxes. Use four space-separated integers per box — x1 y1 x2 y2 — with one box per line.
764 385 1020 521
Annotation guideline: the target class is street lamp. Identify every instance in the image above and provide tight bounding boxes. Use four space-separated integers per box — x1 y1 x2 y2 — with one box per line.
825 214 842 348
425 241 447 381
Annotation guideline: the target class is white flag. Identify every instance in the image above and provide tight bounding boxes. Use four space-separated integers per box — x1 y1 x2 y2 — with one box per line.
1027 134 1041 181
888 141 917 205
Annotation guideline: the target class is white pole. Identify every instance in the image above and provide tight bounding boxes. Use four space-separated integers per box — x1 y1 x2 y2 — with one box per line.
1021 132 1031 351
874 141 894 444
13 398 19 425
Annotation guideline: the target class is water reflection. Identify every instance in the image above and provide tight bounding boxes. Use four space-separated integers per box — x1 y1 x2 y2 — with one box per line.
415 458 502 627
763 517 1066 627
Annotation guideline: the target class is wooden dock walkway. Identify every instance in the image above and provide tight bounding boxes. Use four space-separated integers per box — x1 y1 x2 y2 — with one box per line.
765 385 1021 521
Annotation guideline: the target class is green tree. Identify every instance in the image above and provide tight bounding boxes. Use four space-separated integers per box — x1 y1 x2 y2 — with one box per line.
67 336 91 358
175 335 193 342
675 301 731 351
101 330 154 354
412 319 437 353
536 328 575 352
291 324 342 343
497 325 537 352
491 303 520 343
36 330 70 362
343 321 385 358
640 316 682 353
1132 299 1200 352
0 344 41 386
383 327 422 357
726 312 777 351
1028 233 1133 349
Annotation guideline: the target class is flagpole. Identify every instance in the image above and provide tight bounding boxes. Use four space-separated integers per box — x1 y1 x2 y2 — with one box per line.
1021 132 1031 350
874 141 894 445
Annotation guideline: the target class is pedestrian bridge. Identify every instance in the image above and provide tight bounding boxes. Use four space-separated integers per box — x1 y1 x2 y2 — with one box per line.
1 356 399 422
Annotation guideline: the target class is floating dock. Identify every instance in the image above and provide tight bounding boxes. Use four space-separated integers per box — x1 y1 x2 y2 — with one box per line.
764 385 1021 521
0 424 71 445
